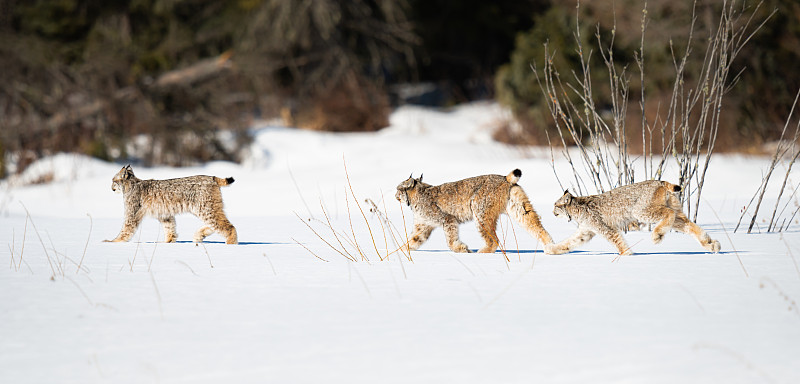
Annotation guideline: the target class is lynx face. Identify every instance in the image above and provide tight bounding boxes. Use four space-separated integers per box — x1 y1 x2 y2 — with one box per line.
395 175 421 206
553 191 573 220
111 165 135 193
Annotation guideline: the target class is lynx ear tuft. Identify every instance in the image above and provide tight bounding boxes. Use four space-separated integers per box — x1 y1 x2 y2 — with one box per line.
418 173 423 183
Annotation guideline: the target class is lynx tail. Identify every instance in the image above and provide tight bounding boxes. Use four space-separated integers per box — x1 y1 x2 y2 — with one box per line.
659 180 681 192
215 177 235 186
507 184 553 245
506 169 522 184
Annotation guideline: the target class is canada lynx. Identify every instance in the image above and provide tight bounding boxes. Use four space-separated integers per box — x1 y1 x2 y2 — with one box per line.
395 169 553 253
105 165 238 244
545 180 720 255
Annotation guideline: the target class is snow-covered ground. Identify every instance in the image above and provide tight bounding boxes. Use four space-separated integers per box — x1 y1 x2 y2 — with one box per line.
1 102 799 383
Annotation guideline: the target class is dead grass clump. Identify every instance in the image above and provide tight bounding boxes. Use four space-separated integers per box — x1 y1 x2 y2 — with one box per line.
286 73 390 133
295 160 412 266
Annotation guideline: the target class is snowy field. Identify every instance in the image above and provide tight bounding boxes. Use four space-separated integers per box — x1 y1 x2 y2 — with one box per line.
2 103 800 383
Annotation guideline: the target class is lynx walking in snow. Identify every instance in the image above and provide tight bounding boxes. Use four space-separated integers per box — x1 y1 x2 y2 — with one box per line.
395 169 553 253
105 165 238 244
545 180 720 255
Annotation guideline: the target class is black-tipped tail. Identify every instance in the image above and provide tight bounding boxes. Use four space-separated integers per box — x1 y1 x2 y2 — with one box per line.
506 169 522 184
673 185 681 192
226 177 235 185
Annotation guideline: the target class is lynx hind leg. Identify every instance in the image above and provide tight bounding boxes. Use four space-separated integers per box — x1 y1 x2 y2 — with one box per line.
672 212 721 253
508 185 553 245
443 219 470 253
159 216 178 243
650 207 678 244
545 229 595 255
403 223 435 252
475 215 499 254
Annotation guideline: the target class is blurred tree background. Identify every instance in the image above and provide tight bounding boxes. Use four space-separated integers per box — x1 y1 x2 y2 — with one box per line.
0 0 797 178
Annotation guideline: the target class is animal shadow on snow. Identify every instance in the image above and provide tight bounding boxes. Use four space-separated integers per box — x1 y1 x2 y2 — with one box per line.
416 248 547 254
137 240 285 245
416 249 738 256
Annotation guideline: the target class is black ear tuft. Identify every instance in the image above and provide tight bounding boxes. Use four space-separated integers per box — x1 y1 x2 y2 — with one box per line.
563 189 570 195
419 173 423 183
513 169 522 178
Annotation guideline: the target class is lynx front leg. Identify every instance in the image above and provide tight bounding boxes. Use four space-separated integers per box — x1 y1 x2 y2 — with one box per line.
105 210 143 242
159 216 178 243
672 213 721 253
599 226 634 255
544 229 595 255
402 223 435 252
443 218 470 253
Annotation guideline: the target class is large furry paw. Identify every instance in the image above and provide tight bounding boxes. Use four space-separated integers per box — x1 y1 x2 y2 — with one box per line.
619 248 634 256
477 246 497 254
450 242 471 253
707 240 721 253
651 232 665 244
544 243 565 255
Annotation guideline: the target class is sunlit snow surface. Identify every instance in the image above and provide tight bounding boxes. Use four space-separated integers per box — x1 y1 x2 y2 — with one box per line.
2 103 799 383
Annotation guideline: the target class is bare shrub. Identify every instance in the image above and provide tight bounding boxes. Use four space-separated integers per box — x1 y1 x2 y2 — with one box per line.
735 89 800 233
534 0 772 220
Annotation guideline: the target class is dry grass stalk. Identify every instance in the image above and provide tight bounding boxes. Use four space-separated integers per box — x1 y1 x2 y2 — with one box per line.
318 201 358 261
77 213 92 274
292 237 330 262
263 253 277 276
343 158 381 260
365 197 412 262
343 186 369 261
19 202 56 278
147 228 160 272
295 211 355 262
200 242 214 268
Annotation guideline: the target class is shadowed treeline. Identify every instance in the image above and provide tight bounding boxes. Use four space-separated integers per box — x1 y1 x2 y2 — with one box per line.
1 0 798 178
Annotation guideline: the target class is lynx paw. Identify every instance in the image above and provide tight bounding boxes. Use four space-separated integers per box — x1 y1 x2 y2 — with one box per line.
544 243 564 255
451 242 471 253
651 232 665 244
707 240 721 253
